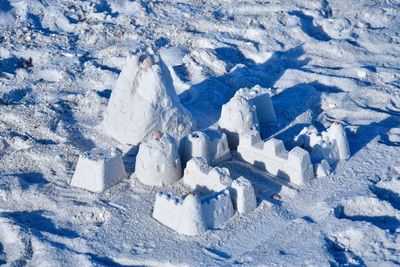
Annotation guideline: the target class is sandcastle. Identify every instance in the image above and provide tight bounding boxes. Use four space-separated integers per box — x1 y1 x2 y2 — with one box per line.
219 96 259 150
237 129 314 186
202 189 235 229
179 131 211 166
152 188 239 235
69 51 352 236
70 147 127 193
294 122 350 177
101 54 195 146
152 192 207 236
202 128 232 165
152 154 258 235
179 128 231 167
219 86 277 150
234 86 277 125
182 157 232 193
152 175 257 235
135 131 182 186
230 176 257 214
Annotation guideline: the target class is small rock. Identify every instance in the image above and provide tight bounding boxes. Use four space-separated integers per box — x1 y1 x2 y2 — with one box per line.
272 194 281 200
23 57 33 69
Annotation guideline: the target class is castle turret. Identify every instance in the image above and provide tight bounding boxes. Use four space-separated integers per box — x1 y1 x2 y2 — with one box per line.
327 122 350 160
179 131 211 167
135 132 182 186
177 193 207 236
230 177 257 214
234 85 277 125
219 96 259 150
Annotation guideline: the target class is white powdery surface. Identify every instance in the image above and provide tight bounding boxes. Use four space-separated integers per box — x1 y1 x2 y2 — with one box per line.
0 0 399 266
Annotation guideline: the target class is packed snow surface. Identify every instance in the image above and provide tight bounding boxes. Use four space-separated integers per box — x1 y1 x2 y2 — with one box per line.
0 0 399 266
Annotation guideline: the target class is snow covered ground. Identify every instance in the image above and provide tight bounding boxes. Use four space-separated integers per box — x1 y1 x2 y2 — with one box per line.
0 0 400 265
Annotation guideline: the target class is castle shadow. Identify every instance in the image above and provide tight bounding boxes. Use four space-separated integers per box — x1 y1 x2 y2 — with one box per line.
1 210 79 239
50 99 96 152
122 146 139 176
349 110 399 156
269 81 343 145
0 88 34 106
179 45 310 129
334 205 400 234
3 172 48 190
0 0 12 12
324 237 366 266
0 56 26 76
0 210 127 266
288 10 331 42
370 184 400 210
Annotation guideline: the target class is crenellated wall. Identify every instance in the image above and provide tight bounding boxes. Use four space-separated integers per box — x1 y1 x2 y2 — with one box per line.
237 130 314 186
182 157 232 193
202 189 235 228
152 192 207 236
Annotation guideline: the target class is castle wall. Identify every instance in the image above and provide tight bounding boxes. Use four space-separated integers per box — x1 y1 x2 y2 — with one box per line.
152 192 207 236
182 157 232 193
202 190 235 228
237 131 314 186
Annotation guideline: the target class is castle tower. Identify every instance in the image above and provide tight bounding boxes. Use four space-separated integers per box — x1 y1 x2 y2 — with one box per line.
102 54 195 145
135 131 182 186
